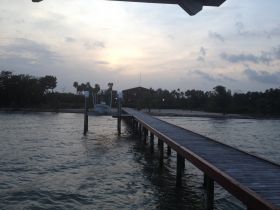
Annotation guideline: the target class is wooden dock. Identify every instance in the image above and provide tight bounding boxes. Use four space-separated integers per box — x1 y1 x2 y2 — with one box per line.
122 108 280 210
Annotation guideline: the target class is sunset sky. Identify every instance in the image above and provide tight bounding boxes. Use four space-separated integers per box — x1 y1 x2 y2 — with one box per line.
0 0 280 92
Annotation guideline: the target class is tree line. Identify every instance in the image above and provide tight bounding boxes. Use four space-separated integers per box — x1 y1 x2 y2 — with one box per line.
1 71 279 116
0 71 85 109
137 86 280 116
0 71 115 109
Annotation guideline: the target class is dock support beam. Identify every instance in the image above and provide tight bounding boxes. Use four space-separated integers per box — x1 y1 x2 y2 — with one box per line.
206 175 214 210
150 133 154 153
132 118 135 131
83 93 88 134
117 97 122 135
158 139 164 165
143 127 148 144
139 124 142 138
167 145 171 156
135 121 138 134
203 173 207 189
176 153 184 187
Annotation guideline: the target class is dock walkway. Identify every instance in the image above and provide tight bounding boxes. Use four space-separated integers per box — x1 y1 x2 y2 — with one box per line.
123 108 280 210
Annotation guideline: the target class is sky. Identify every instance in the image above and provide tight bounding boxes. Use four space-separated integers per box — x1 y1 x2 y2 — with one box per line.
0 0 280 93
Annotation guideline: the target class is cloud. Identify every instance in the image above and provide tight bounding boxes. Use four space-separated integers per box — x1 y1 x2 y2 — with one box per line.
273 46 280 59
190 69 236 82
235 22 280 39
208 31 225 42
65 37 76 43
197 47 206 62
220 48 278 64
218 74 237 82
95 61 109 65
267 25 280 38
0 38 60 65
221 52 261 64
244 68 280 84
0 38 62 77
83 40 105 50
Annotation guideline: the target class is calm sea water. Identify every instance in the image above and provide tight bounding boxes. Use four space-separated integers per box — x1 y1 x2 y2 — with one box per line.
0 113 279 210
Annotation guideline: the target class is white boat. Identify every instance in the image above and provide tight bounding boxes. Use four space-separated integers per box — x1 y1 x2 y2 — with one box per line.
92 103 111 115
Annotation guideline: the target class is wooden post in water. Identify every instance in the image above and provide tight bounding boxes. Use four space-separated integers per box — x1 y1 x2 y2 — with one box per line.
158 139 164 166
83 90 89 134
150 133 154 153
143 127 147 144
132 118 134 131
206 175 214 210
176 153 184 187
167 145 171 156
203 173 207 189
139 124 142 138
117 91 122 135
133 120 136 134
135 121 138 134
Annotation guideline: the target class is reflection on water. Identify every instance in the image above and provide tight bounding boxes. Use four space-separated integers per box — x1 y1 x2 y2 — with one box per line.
0 113 279 209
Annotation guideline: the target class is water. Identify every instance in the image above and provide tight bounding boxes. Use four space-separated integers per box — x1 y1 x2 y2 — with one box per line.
0 113 279 210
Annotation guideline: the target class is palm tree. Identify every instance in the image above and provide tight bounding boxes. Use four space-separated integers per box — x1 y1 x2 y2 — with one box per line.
93 84 100 105
73 81 78 94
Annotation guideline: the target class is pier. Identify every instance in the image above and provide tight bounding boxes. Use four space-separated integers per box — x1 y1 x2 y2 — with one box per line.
121 108 280 210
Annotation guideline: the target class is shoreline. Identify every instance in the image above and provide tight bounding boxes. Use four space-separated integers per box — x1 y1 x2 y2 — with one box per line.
144 109 280 120
0 107 279 120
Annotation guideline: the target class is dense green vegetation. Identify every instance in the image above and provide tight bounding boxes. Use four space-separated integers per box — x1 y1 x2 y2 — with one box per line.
1 71 279 116
0 71 115 109
138 86 280 116
0 71 84 109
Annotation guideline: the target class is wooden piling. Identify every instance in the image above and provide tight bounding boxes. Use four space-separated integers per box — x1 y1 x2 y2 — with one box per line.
143 127 147 144
83 94 88 134
132 118 134 130
139 124 142 138
150 133 154 153
158 139 164 165
206 175 214 210
167 145 171 156
136 122 138 134
203 173 207 189
117 97 121 135
176 153 184 187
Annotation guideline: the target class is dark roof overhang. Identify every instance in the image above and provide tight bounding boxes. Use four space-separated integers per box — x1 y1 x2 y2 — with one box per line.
31 0 226 16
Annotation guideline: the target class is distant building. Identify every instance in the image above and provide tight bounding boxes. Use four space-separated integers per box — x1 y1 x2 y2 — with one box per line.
122 86 152 109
